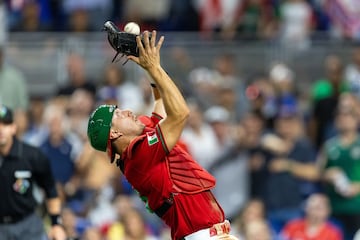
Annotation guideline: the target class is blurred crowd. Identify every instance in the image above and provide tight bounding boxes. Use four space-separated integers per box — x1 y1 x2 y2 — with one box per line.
1 0 360 240
1 36 360 240
2 0 360 42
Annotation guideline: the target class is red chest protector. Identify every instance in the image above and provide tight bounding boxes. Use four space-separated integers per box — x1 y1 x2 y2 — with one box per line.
121 134 216 194
165 144 216 194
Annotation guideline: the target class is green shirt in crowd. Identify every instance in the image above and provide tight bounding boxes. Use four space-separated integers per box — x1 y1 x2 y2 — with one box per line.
324 136 360 214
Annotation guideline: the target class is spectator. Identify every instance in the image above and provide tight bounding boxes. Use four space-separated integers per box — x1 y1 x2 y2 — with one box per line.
280 193 343 240
236 0 278 40
10 0 52 32
194 0 242 39
13 106 29 140
0 46 30 154
63 139 121 226
67 89 96 142
269 63 298 114
161 0 200 31
232 199 277 239
204 105 234 151
181 101 222 170
119 208 158 240
267 62 302 129
278 0 314 52
243 219 274 240
324 0 360 40
81 227 103 240
65 8 94 32
239 110 270 201
107 194 136 240
39 101 83 192
246 77 278 129
138 75 157 116
188 67 221 110
122 0 170 31
209 117 250 221
345 46 360 97
0 47 28 111
309 55 349 149
255 104 318 232
317 100 360 239
212 53 249 121
56 52 96 97
61 207 91 239
163 47 194 99
21 96 47 146
97 64 143 114
62 0 112 31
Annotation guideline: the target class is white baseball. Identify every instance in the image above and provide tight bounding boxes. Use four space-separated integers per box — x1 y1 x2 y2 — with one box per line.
124 22 140 35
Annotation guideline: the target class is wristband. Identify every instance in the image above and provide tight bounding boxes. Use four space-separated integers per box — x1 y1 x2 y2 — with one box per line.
50 214 62 226
150 83 156 88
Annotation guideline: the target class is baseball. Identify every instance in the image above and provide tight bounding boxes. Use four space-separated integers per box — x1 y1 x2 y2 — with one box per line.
124 22 140 35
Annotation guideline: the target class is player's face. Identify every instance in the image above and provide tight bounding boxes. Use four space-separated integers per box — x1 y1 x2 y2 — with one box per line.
0 122 16 148
111 108 145 136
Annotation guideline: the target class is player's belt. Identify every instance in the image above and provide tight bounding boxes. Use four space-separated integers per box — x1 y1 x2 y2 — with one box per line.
183 220 232 240
154 194 174 218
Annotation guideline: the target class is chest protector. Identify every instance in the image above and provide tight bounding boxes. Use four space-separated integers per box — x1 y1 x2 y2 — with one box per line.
120 135 216 194
166 145 216 194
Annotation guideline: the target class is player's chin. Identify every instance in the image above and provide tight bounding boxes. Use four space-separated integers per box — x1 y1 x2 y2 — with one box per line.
136 121 146 128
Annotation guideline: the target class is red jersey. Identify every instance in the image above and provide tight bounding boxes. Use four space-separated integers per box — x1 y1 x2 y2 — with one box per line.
120 114 225 240
281 219 343 240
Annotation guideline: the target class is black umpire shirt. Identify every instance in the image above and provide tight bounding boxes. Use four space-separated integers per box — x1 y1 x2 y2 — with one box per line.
0 138 58 223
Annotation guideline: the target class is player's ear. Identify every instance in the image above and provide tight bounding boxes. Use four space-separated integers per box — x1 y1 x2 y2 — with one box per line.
109 129 122 140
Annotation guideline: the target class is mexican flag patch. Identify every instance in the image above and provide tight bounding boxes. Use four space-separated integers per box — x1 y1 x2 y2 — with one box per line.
147 131 159 145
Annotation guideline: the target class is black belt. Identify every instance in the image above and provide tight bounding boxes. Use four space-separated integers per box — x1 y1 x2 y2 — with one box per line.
154 195 174 218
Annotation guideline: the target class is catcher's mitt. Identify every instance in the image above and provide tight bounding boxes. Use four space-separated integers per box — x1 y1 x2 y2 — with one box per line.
103 21 149 63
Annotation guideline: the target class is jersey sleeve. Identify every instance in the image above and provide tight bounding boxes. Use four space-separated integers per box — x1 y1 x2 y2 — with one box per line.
138 113 163 128
133 126 169 162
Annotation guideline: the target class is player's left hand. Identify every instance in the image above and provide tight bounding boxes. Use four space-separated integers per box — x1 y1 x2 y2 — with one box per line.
48 225 67 240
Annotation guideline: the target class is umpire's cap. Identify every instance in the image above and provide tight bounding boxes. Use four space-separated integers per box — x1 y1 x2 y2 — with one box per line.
87 104 117 162
0 105 14 124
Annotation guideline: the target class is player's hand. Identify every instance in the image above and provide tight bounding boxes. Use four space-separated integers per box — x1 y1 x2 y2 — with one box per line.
127 30 165 71
48 225 67 240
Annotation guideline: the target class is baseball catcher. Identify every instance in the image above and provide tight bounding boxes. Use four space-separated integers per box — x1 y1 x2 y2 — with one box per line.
89 24 239 240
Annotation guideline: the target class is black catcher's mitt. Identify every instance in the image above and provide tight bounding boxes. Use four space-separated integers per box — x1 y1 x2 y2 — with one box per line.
103 21 149 63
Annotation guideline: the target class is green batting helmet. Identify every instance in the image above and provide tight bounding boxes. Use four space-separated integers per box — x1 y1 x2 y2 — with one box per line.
87 105 117 152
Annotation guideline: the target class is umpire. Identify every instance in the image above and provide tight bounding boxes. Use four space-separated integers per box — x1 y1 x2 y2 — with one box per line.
0 105 66 240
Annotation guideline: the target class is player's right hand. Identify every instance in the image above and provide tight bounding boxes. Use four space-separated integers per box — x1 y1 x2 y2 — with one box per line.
127 30 164 71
